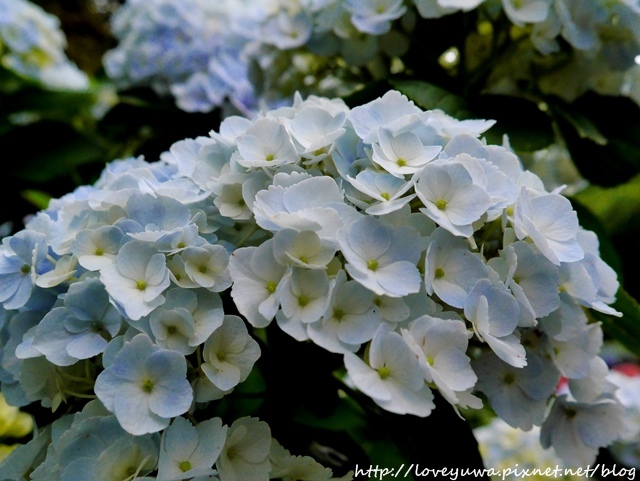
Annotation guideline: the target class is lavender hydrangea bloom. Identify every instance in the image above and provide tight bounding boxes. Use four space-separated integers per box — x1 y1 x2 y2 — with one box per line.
104 0 255 114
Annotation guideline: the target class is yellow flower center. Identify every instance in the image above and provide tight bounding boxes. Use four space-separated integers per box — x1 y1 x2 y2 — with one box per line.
142 379 154 393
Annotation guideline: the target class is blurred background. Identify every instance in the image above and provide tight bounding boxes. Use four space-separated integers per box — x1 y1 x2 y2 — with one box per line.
1 0 221 234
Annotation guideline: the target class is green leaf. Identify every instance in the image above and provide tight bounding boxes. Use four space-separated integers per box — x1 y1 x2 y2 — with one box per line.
5 120 106 183
0 119 14 136
473 95 555 153
234 363 267 395
390 79 472 119
0 65 31 95
592 287 640 358
366 439 415 481
551 102 608 146
4 88 97 124
21 190 52 211
550 94 640 187
572 174 640 236
293 394 367 432
342 80 393 108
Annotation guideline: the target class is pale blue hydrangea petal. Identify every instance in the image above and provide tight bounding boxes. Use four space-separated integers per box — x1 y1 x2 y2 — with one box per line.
146 360 192 417
100 240 170 320
229 243 287 328
94 333 192 434
541 395 624 466
202 316 260 391
0 231 49 309
158 416 226 481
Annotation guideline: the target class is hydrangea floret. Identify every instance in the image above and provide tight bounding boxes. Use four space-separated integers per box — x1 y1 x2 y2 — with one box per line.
0 89 627 478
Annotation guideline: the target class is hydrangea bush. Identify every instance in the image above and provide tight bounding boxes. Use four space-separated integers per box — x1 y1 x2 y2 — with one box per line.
103 0 640 114
0 0 89 90
0 89 628 479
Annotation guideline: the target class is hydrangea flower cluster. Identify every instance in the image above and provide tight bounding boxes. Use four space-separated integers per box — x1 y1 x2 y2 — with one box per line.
476 359 640 478
0 0 89 90
474 417 590 481
102 0 256 115
103 0 640 114
0 90 626 477
104 0 409 114
473 0 640 105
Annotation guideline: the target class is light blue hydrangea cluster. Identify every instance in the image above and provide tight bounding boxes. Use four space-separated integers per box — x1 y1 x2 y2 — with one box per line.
103 0 640 113
103 0 421 113
0 0 89 90
0 90 627 477
475 363 640 478
103 0 255 115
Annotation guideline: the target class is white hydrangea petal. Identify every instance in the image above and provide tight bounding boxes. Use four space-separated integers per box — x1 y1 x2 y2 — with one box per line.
514 189 583 265
484 333 527 369
113 385 169 434
374 262 422 297
202 362 241 391
343 352 392 402
307 318 361 354
349 90 422 143
503 0 551 25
